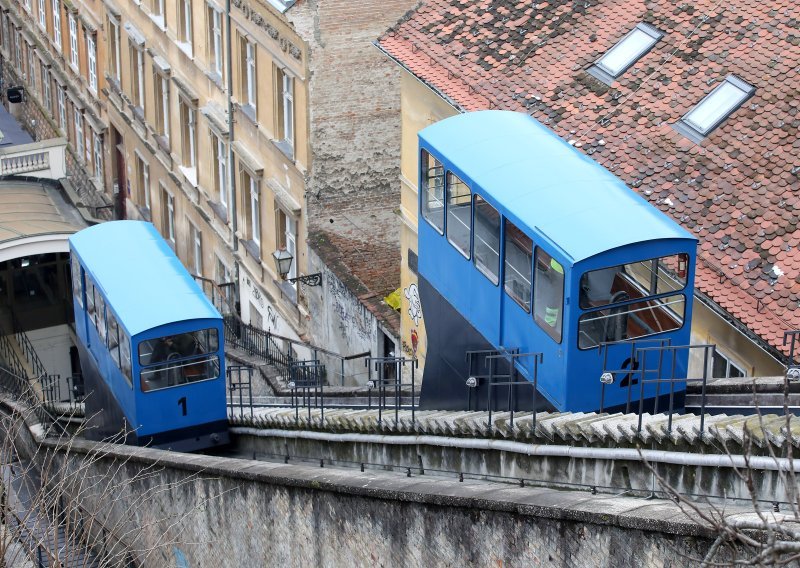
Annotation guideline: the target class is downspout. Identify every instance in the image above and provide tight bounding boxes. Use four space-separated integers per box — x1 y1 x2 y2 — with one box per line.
232 428 800 473
226 0 240 313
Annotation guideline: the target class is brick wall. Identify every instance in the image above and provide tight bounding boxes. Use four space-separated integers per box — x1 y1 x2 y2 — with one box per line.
286 0 415 305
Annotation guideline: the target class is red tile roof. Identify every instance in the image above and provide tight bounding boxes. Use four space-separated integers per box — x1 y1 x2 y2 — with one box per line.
378 0 800 357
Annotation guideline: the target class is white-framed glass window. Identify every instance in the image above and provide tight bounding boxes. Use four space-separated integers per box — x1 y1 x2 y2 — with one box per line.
2 14 10 54
189 222 203 275
130 44 145 110
276 208 297 280
154 71 170 139
151 0 165 26
23 0 31 13
281 71 294 147
211 131 228 207
14 31 22 72
37 0 46 29
57 86 66 131
108 18 121 81
26 46 36 91
680 76 754 139
135 151 151 209
73 108 84 160
592 23 662 81
180 100 196 169
247 175 261 245
93 132 103 179
68 12 78 69
711 349 746 379
179 0 192 47
87 34 97 92
161 185 175 243
208 6 222 76
245 40 256 109
41 65 51 111
51 0 61 49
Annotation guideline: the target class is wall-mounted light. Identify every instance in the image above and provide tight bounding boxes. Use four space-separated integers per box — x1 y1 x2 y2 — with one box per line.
271 248 322 287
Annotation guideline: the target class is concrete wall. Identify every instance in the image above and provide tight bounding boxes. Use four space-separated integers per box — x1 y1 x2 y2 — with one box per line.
39 437 734 568
305 247 397 385
28 325 72 380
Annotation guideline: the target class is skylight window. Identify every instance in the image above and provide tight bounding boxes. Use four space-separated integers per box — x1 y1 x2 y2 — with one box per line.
677 76 754 141
588 23 662 84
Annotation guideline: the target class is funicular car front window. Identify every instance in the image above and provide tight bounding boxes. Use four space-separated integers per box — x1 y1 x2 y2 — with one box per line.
420 150 445 233
138 328 220 392
577 253 688 349
446 171 471 258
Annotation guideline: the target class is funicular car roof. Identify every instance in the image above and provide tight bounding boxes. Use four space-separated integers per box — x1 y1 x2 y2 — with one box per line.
69 221 220 337
419 111 696 264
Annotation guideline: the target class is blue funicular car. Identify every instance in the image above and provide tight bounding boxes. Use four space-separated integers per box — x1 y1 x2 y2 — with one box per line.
69 221 228 451
416 111 698 413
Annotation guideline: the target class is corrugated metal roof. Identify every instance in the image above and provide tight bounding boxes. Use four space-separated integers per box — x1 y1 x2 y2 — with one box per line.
419 111 696 263
69 221 220 336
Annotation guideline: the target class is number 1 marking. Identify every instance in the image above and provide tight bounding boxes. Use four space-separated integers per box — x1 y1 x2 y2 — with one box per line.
178 397 187 416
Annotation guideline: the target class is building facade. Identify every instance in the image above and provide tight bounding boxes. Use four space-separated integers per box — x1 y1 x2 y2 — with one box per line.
1 0 412 371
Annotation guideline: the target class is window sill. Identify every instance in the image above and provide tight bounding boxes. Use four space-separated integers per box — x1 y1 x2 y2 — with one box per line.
273 138 294 161
136 204 152 222
155 135 170 154
149 14 166 31
179 165 197 187
176 40 193 59
239 104 257 125
208 199 228 223
241 238 261 260
205 70 224 91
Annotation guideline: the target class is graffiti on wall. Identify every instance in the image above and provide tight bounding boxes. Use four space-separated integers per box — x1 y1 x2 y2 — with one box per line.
327 272 372 343
404 284 423 326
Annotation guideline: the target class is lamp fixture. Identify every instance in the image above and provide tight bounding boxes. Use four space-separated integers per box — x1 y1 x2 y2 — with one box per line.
271 248 322 287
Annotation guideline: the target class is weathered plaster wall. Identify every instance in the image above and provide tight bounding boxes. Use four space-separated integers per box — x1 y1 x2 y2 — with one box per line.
43 438 734 568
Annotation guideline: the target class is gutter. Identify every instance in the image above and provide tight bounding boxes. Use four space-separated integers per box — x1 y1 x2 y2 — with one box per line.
232 427 800 473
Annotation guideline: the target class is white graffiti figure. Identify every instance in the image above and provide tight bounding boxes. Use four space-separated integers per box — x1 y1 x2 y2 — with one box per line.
404 283 423 326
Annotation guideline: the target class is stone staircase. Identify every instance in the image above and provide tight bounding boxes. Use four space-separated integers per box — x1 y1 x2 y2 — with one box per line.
685 376 800 416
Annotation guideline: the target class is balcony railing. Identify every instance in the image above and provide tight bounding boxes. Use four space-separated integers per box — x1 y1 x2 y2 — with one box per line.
0 137 68 179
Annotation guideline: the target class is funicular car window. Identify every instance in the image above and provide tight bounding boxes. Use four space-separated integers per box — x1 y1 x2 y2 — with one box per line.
71 256 83 308
473 195 500 284
420 150 445 233
578 294 685 349
138 328 220 392
446 171 471 258
503 219 532 312
577 254 688 349
534 249 564 343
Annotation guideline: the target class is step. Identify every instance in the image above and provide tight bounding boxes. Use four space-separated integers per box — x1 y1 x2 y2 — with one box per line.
685 393 800 407
687 376 800 395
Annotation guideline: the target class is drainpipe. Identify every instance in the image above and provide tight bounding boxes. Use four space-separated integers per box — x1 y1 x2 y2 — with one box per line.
226 0 240 314
232 428 800 473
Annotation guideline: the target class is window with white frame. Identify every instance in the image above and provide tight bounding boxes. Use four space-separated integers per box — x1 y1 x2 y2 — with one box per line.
41 65 51 111
57 86 66 131
179 98 196 172
130 42 145 110
241 169 260 247
711 349 746 379
51 0 61 49
107 18 121 82
676 75 754 142
84 124 92 163
215 256 233 304
240 37 256 112
589 23 662 84
23 0 31 13
26 45 35 91
93 132 102 179
73 108 84 161
276 67 294 151
68 12 78 69
276 208 297 280
134 152 150 209
87 34 97 92
14 30 22 72
154 70 170 140
151 0 164 27
189 222 202 275
207 5 223 77
161 185 175 243
37 0 46 29
2 14 10 54
211 130 228 207
178 0 192 48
